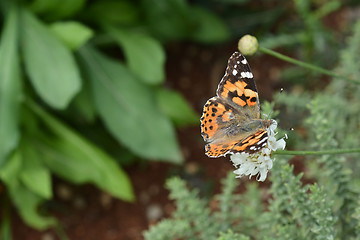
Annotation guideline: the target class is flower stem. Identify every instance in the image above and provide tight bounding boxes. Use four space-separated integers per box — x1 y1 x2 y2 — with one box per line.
274 148 360 156
55 224 71 240
258 46 360 85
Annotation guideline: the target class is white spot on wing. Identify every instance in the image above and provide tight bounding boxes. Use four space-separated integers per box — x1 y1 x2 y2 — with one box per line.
241 59 247 64
241 71 253 78
257 137 268 145
237 61 240 64
232 69 238 76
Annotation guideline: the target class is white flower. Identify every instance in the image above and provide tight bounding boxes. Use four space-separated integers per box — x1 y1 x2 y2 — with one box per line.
230 120 286 182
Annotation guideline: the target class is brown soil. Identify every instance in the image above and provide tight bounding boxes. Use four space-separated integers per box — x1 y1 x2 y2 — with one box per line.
11 42 288 240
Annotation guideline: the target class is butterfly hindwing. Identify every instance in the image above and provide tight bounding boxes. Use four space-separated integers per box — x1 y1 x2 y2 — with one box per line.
205 139 238 158
230 129 268 154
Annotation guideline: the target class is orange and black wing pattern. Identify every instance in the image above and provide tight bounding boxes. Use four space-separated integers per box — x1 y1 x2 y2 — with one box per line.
200 97 240 157
216 52 260 119
230 129 268 154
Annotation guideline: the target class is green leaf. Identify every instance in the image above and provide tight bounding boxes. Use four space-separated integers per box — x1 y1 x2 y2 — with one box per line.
142 0 192 41
49 21 94 50
190 6 229 43
86 0 139 24
27 100 134 202
0 7 22 167
28 0 58 13
217 231 250 240
29 0 86 20
156 88 199 127
19 140 52 199
49 0 86 20
70 80 97 123
20 9 82 109
78 46 183 163
107 26 165 85
0 152 56 230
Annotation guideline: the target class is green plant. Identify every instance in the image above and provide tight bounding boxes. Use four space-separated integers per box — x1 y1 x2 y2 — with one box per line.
0 0 229 235
143 8 360 240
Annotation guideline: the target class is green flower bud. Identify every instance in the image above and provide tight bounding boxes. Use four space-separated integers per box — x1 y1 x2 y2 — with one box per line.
238 35 258 56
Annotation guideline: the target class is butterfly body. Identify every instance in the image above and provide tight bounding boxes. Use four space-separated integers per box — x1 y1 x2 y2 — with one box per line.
201 52 272 158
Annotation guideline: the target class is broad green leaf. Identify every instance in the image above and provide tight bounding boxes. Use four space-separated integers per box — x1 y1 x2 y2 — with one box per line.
142 0 192 41
19 140 52 199
0 7 22 167
48 0 86 20
0 151 21 186
156 88 199 127
212 0 249 3
20 9 82 109
29 0 86 20
0 152 56 230
190 6 229 43
70 80 97 123
107 26 165 85
27 100 134 201
78 46 183 163
49 21 94 50
142 0 228 43
11 184 56 230
86 0 139 24
28 0 58 13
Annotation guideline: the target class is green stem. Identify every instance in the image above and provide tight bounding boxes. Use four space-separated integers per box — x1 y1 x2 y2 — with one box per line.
258 46 360 85
54 224 70 240
0 195 12 240
274 148 360 156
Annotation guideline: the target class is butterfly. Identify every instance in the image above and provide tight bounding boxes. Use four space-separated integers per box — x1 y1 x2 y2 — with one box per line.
200 52 273 158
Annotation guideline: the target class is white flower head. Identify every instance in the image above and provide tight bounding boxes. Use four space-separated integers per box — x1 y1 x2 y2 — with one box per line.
230 120 286 182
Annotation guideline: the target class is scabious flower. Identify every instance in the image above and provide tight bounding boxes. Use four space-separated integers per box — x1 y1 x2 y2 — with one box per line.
230 120 286 182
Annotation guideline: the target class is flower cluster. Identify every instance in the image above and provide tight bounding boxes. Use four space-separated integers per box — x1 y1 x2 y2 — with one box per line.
230 121 286 182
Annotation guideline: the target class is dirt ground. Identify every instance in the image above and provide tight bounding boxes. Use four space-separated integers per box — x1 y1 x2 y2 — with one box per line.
11 42 292 240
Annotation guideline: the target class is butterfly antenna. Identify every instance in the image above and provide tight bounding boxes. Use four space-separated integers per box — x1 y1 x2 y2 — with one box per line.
266 87 284 120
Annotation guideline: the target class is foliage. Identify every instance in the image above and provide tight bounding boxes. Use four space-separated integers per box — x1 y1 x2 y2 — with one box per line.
1 0 360 238
0 0 228 233
144 163 339 240
143 1 360 239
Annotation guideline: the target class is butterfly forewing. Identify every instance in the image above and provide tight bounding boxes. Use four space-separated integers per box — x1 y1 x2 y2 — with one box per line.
201 97 240 142
217 52 260 119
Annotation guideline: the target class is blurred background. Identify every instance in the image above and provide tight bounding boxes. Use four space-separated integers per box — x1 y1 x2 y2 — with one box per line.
0 0 360 239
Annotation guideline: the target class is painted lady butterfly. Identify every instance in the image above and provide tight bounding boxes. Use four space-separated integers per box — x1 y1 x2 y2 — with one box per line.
200 52 273 158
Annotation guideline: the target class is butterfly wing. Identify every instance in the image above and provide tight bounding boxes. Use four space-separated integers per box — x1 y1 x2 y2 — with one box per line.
200 52 263 157
217 52 260 119
230 129 268 154
201 97 249 157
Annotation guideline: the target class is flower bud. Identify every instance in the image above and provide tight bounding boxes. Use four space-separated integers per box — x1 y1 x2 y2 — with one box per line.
238 35 258 56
